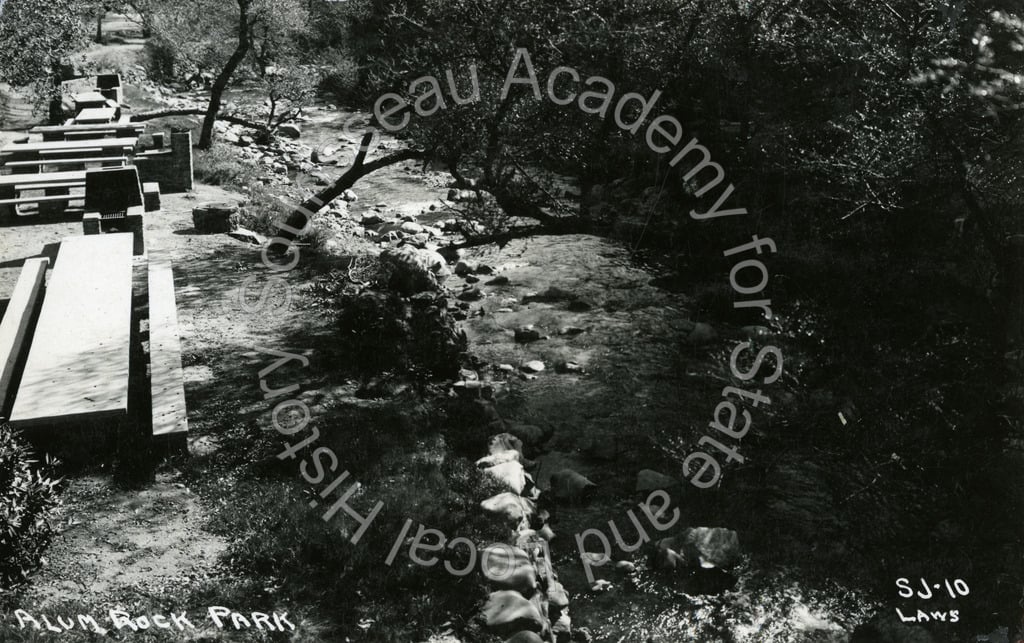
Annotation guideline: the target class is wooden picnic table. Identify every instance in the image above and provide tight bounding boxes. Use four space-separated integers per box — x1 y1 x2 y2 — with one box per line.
8 234 135 428
0 170 86 187
74 107 118 124
30 120 143 135
0 137 137 156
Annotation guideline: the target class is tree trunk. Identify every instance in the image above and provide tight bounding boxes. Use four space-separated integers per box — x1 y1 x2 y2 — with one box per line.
198 0 251 149
95 10 103 43
273 133 427 247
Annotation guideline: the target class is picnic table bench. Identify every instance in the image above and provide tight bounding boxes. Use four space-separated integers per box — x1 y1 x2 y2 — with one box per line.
148 258 188 440
2 156 128 171
0 171 87 215
8 234 135 428
0 258 49 417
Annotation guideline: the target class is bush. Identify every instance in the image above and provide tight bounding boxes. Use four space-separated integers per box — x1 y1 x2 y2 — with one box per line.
335 290 467 381
193 144 259 187
0 424 60 588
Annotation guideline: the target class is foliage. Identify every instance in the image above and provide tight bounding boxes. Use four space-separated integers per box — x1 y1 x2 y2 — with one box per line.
335 289 467 382
0 424 61 588
192 144 260 186
0 0 86 105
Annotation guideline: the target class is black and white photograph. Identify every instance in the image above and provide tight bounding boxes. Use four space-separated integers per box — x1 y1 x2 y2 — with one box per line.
0 1 1021 641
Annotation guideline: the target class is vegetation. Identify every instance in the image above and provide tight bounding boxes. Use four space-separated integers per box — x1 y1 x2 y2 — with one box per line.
0 425 60 589
0 0 86 121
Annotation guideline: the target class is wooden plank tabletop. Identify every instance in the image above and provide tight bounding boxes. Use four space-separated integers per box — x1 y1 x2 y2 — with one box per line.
31 122 144 133
0 137 137 154
74 107 118 124
0 171 86 187
9 234 135 427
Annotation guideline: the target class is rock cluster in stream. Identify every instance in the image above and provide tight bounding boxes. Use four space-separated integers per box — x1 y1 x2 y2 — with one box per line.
470 394 576 643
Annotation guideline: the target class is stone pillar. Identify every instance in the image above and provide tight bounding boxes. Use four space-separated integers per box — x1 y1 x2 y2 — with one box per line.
170 129 193 192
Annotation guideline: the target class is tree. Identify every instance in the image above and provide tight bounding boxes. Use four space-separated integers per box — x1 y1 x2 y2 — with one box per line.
0 0 86 122
148 0 309 148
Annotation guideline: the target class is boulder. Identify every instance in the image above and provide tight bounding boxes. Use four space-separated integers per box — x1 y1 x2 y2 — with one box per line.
481 545 537 593
521 361 545 374
654 527 740 571
192 202 239 233
341 189 358 202
546 580 570 608
277 123 301 139
506 423 549 447
454 260 478 275
477 450 521 468
505 632 545 643
635 469 679 492
549 470 596 502
489 433 523 455
481 493 535 522
686 322 718 345
380 246 450 295
515 327 543 343
482 591 546 635
486 461 527 494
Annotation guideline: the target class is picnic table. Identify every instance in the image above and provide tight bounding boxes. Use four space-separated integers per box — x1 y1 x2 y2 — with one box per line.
8 234 135 428
0 137 138 159
74 107 118 124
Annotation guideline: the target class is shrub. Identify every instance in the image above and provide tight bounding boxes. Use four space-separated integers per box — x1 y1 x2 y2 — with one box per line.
193 144 259 187
0 424 60 588
335 290 467 381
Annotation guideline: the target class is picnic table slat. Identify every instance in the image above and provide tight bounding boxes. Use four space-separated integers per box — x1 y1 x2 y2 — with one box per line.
1 137 137 154
8 234 135 427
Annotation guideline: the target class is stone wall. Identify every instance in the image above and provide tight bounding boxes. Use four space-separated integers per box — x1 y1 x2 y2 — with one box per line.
135 130 193 193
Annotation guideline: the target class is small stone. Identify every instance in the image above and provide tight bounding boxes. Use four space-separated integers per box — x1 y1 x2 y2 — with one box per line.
687 322 718 345
521 360 545 373
635 469 679 492
549 469 596 501
341 189 358 202
454 260 478 276
615 560 636 573
498 364 515 373
487 276 510 286
458 287 483 301
515 327 543 343
559 326 585 336
590 580 612 592
555 361 584 374
360 213 384 226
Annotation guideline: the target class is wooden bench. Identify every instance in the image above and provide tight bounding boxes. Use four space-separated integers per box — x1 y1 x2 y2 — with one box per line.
0 258 49 418
148 259 188 440
0 171 88 216
8 234 134 428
